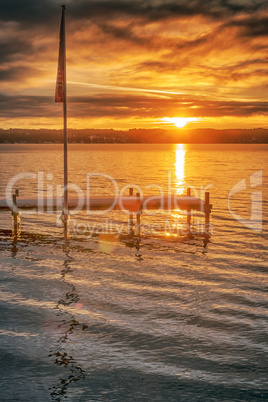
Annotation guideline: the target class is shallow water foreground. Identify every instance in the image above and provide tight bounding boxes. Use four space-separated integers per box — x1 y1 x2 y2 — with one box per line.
0 226 267 401
0 144 267 401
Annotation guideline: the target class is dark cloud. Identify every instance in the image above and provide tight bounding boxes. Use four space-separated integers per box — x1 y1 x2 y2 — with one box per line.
175 32 214 50
1 93 267 121
224 58 268 70
226 15 268 37
0 0 58 26
1 0 266 58
0 39 34 63
1 0 266 26
0 94 56 118
93 21 144 45
70 0 266 22
135 53 268 83
0 66 38 81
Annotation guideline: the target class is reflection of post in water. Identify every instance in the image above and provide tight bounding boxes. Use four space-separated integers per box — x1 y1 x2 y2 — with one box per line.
203 235 210 250
175 144 186 195
134 236 143 261
122 230 143 261
63 214 70 243
9 189 21 258
128 187 135 236
11 232 20 259
12 189 20 236
49 248 87 401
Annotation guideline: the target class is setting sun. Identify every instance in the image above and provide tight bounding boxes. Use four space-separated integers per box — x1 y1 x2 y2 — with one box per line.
162 117 200 129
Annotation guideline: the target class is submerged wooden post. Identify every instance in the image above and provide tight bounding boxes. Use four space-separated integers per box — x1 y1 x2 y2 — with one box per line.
128 187 134 235
12 189 19 235
136 192 141 237
205 191 211 235
187 188 191 233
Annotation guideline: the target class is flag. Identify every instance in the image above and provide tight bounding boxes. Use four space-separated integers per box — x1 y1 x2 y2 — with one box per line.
55 6 66 102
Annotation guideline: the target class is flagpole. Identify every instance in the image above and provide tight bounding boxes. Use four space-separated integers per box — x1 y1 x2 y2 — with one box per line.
55 5 68 232
62 5 68 232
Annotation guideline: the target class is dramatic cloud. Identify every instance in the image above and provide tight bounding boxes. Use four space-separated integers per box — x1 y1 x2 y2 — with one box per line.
0 0 267 129
1 93 267 120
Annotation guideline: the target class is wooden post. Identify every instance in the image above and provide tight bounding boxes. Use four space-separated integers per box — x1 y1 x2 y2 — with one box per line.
129 187 134 235
205 191 210 235
136 192 141 237
62 6 68 233
187 188 191 233
12 189 19 235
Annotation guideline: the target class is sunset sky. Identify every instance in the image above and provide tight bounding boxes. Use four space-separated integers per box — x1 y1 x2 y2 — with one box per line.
0 0 268 130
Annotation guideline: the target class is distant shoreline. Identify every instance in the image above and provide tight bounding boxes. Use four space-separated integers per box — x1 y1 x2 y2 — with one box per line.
0 128 268 144
1 141 267 144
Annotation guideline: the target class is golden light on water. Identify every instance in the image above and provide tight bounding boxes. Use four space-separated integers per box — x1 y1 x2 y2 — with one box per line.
175 144 186 195
164 144 186 237
98 233 120 253
165 144 186 237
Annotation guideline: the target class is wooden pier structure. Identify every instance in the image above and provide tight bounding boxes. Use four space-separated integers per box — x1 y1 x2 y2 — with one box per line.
0 188 212 238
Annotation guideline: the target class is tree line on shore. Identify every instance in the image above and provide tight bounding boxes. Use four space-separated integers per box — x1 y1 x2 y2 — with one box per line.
0 127 267 143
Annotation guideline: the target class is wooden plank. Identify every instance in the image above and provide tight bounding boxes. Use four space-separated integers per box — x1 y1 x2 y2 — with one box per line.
0 195 207 212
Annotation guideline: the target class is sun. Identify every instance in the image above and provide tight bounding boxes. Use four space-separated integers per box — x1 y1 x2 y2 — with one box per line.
162 117 200 128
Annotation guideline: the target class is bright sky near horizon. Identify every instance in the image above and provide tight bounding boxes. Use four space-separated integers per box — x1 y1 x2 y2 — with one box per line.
0 0 268 130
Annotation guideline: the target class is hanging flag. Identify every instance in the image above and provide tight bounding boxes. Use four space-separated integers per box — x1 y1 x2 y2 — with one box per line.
55 6 66 102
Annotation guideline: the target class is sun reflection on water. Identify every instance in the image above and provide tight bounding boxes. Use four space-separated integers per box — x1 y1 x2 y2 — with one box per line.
165 144 187 237
175 144 186 195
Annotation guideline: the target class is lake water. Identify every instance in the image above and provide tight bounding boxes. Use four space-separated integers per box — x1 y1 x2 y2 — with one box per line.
0 144 267 401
